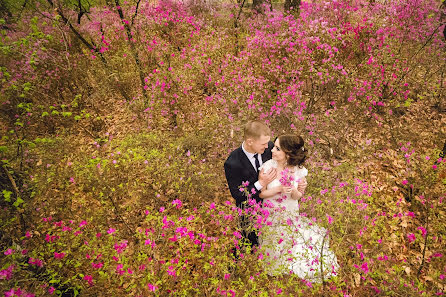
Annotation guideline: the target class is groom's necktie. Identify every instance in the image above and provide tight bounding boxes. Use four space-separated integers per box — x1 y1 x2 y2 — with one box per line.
253 154 260 172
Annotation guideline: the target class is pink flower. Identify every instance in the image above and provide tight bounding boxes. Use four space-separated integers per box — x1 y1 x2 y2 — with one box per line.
148 283 158 291
54 252 65 259
378 255 388 261
107 228 116 234
172 199 183 209
224 273 231 280
279 168 295 187
361 262 369 274
28 258 43 267
0 265 14 280
4 288 17 297
92 262 103 269
48 286 56 295
407 233 416 243
83 275 94 286
402 180 408 185
114 240 128 254
417 226 427 237
4 248 14 255
167 266 176 276
327 215 334 224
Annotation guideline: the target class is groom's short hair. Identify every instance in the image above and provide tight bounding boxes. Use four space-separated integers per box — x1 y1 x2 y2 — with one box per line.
244 120 271 140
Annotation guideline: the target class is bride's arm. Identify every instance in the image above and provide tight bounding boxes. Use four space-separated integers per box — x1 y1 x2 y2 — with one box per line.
290 177 307 200
259 186 283 199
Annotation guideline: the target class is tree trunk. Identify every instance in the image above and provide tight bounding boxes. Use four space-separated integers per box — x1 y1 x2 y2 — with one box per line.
46 0 132 102
284 0 301 12
114 0 148 102
252 0 263 12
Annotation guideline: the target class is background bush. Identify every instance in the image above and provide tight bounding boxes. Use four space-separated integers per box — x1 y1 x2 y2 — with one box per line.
1 0 445 296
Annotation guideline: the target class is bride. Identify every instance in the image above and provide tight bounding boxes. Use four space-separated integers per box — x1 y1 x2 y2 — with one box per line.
258 134 339 283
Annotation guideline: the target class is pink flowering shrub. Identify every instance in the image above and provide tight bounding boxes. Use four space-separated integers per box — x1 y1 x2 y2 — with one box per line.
0 0 445 296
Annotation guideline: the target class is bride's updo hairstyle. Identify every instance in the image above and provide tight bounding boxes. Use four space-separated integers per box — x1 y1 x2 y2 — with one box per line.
277 134 307 167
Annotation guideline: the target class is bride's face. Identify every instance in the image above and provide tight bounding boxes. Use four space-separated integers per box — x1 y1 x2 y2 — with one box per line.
271 138 287 164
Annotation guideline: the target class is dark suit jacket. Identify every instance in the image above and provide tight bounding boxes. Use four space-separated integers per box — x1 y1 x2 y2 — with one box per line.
224 142 274 208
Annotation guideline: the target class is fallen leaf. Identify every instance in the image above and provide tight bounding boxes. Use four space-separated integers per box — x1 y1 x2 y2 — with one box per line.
404 266 411 275
354 273 361 287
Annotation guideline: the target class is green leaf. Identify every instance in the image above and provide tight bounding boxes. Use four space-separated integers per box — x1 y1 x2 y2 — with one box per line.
13 197 24 207
2 190 12 202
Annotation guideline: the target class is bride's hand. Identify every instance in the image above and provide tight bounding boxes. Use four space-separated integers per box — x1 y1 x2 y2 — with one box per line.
290 187 300 200
297 177 307 194
271 185 283 194
282 186 293 194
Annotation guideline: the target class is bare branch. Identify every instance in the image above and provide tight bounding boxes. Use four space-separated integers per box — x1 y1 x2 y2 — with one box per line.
131 0 142 27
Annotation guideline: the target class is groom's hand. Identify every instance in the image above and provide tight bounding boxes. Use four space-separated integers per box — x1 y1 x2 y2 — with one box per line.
259 168 277 188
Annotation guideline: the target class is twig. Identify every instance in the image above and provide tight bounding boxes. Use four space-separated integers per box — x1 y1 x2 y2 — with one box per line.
396 24 443 87
417 203 429 278
46 0 107 65
54 22 71 70
106 192 134 236
2 165 20 199
320 232 327 288
114 0 147 100
233 0 246 55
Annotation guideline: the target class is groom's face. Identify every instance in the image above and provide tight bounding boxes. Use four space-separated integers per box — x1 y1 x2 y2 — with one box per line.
247 135 270 155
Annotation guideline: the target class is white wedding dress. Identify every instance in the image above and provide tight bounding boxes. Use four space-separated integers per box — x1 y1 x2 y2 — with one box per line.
259 160 339 283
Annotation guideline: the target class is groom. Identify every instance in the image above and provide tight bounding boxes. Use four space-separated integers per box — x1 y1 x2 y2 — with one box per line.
224 120 277 248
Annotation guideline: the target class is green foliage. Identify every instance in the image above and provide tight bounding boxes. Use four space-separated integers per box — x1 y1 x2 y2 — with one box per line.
0 0 445 296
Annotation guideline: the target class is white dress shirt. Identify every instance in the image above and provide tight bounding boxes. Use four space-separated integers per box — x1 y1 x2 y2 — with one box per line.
242 142 263 191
